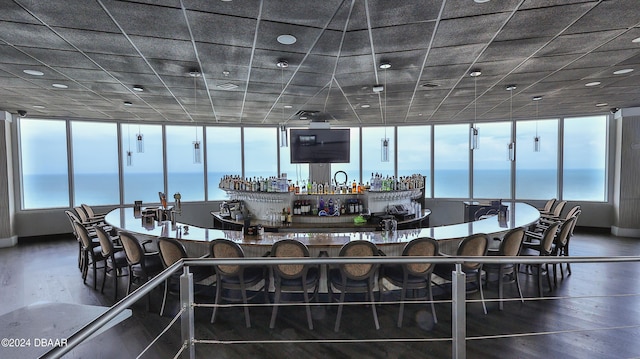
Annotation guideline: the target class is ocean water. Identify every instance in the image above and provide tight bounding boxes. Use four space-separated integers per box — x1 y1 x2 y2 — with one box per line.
21 168 606 209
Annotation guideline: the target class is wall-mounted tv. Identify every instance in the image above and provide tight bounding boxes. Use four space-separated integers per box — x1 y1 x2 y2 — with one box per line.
290 128 350 163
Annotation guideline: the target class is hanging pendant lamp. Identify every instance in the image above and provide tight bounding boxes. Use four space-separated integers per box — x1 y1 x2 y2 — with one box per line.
278 60 289 148
190 70 202 164
506 85 517 161
136 125 144 153
380 62 391 162
126 124 133 166
470 70 481 150
533 96 543 152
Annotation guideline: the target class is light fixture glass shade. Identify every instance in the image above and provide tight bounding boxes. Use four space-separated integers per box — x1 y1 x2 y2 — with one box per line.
279 125 288 147
508 142 515 161
136 133 144 153
193 140 201 164
534 135 541 152
470 126 479 150
126 150 133 166
381 138 390 162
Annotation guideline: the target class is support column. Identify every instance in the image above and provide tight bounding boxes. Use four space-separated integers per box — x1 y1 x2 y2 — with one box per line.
0 112 16 247
612 107 640 237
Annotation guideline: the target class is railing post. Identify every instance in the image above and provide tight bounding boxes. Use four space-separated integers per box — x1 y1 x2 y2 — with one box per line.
180 266 195 359
452 263 466 359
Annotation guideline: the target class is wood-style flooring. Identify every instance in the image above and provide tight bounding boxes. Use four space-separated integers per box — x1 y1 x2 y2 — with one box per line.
1 230 640 359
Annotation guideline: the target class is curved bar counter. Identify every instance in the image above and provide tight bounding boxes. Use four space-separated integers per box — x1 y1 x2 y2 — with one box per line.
105 202 540 257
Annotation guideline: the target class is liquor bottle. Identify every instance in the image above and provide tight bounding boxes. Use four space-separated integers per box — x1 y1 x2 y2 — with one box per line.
295 181 300 194
281 208 287 225
352 180 357 193
319 196 325 213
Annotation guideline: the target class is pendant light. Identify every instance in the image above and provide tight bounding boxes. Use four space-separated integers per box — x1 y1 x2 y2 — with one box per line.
470 70 481 150
278 60 289 148
380 62 391 162
126 123 133 166
136 125 144 153
506 85 517 161
532 95 543 152
190 70 202 164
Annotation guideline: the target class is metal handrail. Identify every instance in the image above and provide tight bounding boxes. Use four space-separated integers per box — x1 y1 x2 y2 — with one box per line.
41 255 640 359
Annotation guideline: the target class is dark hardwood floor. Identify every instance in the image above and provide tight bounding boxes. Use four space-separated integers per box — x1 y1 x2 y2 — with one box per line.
1 230 640 359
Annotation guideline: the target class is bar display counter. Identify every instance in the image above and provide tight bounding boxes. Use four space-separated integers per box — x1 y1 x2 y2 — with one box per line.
104 202 539 257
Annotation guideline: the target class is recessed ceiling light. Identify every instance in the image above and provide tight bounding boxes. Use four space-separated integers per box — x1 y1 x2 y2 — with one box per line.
277 34 297 45
595 103 608 107
470 70 482 77
52 83 68 89
361 104 371 108
505 84 517 91
32 105 45 109
474 0 491 3
132 85 144 92
632 37 640 43
23 69 44 76
189 70 201 77
585 81 601 87
276 60 289 68
613 68 634 75
284 105 293 109
124 101 133 106
532 96 543 101
379 62 391 69
421 82 440 88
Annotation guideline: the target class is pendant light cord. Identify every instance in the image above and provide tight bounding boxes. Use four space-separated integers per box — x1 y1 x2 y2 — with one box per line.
383 66 387 138
194 74 198 142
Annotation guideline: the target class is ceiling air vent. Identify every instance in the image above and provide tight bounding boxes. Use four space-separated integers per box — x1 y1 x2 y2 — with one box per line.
217 82 238 90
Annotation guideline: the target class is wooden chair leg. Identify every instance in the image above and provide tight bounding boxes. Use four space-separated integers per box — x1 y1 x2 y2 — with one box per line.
368 282 380 330
210 281 223 323
397 286 407 328
160 279 169 317
428 281 438 324
334 290 346 332
269 284 282 329
240 282 251 328
302 282 313 330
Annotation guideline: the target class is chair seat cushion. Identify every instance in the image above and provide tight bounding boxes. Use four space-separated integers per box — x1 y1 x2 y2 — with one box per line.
432 262 479 280
278 266 320 287
382 264 430 285
132 254 164 276
328 268 372 289
219 266 264 285
112 250 129 268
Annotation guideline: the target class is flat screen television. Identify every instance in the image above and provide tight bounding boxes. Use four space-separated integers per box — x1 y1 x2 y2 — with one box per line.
290 128 350 163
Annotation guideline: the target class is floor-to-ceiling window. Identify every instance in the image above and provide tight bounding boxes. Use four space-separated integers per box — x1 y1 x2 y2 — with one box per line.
362 127 394 180
207 126 241 200
563 115 607 201
19 118 69 209
331 127 360 187
398 125 431 197
244 127 277 178
121 123 164 204
434 124 469 198
280 128 309 189
472 122 512 199
71 121 119 206
515 119 558 200
166 125 204 202
17 116 611 209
